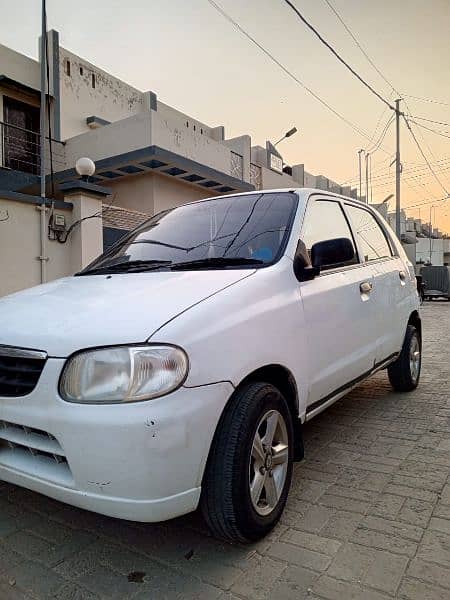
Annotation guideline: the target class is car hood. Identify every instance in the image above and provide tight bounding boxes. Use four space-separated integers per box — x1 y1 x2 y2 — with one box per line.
0 270 254 356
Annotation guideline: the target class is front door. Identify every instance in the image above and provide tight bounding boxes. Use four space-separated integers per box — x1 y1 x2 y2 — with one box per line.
299 197 379 407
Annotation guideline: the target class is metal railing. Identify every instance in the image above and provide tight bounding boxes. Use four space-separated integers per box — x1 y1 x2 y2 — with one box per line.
0 121 65 176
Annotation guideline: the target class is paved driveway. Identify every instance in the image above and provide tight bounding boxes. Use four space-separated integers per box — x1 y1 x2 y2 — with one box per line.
1 302 449 599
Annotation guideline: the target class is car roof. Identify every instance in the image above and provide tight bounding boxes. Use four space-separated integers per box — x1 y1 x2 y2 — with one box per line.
199 187 364 206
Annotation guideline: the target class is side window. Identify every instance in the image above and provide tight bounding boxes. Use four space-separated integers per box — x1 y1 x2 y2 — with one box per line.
345 205 392 262
302 200 358 269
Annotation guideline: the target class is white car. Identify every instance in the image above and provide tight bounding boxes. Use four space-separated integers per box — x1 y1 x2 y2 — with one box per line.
0 189 421 542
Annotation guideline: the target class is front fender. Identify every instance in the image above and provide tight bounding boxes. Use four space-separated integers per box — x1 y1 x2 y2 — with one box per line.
149 260 309 418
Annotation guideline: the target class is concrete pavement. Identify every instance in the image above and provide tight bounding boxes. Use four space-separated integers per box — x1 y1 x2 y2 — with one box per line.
0 301 449 599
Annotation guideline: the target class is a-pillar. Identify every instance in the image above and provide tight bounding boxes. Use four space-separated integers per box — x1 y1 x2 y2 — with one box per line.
60 180 111 273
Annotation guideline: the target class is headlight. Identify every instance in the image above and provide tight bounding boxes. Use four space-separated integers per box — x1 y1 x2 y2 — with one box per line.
59 345 188 404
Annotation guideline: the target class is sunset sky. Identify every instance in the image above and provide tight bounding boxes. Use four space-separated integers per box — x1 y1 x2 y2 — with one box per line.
1 0 449 231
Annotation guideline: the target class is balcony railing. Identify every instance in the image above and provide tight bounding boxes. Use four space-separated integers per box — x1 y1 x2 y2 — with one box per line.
0 121 65 176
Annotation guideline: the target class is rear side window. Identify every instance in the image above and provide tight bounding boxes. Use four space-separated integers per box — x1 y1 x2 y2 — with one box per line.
301 199 358 269
345 205 392 262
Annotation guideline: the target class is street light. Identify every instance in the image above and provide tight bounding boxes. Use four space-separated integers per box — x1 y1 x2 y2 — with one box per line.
382 194 394 204
274 127 298 146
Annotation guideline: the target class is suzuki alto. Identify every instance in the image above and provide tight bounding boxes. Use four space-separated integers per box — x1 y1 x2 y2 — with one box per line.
0 189 421 542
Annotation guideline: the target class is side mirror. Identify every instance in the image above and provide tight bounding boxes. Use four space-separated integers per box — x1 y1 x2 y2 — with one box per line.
293 240 320 282
311 237 355 269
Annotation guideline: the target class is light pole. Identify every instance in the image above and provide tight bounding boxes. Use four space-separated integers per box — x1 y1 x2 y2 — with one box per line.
365 152 370 205
395 99 402 239
357 149 364 201
429 205 436 264
274 127 298 146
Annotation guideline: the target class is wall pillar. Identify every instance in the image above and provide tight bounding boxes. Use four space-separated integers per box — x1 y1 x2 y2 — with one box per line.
60 181 111 272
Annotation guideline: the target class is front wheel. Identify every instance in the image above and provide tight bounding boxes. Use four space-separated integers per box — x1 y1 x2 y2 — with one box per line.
388 324 421 392
201 382 294 543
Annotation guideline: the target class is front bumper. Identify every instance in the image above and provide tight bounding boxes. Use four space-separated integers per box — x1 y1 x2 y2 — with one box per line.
0 359 233 522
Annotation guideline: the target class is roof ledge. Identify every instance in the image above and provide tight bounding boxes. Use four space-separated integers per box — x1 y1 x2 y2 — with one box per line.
86 115 111 129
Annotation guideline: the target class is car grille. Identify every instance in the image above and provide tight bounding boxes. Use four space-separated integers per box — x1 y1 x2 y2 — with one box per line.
0 420 73 487
0 346 47 397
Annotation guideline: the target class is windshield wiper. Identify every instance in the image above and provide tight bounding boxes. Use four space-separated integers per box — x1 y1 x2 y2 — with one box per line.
169 257 264 270
76 259 173 276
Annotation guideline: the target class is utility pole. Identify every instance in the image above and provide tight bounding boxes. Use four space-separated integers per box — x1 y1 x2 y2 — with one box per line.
358 149 364 201
395 99 402 239
39 0 48 283
365 152 369 205
429 205 433 264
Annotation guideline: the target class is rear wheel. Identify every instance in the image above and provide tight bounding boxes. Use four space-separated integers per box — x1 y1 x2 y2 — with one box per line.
388 325 421 392
201 382 294 543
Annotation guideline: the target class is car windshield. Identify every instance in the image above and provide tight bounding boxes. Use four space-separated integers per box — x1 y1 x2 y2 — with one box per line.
79 192 297 274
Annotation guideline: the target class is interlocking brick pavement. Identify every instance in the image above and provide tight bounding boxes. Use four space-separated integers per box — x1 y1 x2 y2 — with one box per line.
0 302 449 599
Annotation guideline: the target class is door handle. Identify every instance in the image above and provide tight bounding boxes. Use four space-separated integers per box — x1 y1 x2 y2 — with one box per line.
399 270 406 281
360 281 373 294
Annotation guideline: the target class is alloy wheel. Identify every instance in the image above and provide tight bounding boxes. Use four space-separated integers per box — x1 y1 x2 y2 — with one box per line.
249 409 289 516
409 334 421 383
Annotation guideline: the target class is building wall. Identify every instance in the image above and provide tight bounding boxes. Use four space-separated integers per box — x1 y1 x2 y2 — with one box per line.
59 47 145 140
105 172 155 214
0 197 73 297
157 101 215 139
0 44 40 92
64 111 152 166
150 110 233 176
106 171 214 215
151 174 214 214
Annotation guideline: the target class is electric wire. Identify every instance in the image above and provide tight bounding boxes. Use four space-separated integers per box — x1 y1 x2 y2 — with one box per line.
319 0 448 212
281 0 395 110
409 115 450 127
402 94 450 107
410 120 450 140
206 0 385 146
403 116 450 197
341 156 450 187
366 115 395 155
322 0 401 99
209 0 447 225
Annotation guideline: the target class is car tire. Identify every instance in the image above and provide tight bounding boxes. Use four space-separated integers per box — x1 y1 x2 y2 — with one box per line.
388 324 421 392
201 382 294 543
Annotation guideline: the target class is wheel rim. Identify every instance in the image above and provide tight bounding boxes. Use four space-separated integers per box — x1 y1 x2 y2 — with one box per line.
409 334 421 382
249 409 289 516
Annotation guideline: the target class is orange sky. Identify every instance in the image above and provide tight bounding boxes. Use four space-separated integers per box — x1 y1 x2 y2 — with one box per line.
1 0 449 232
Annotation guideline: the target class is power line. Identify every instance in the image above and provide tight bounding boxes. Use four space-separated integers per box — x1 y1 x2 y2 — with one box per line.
403 196 449 210
322 0 401 98
281 0 395 110
410 115 450 127
206 0 384 145
366 165 450 188
366 115 395 154
370 167 450 190
402 93 450 107
366 103 390 147
410 120 450 140
403 116 450 197
342 155 450 187
318 0 448 207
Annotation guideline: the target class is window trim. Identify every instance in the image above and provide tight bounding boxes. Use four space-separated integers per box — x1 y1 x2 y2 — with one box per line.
299 196 361 272
343 201 395 264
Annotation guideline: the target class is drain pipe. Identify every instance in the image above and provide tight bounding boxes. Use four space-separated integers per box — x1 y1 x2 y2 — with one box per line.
38 0 48 283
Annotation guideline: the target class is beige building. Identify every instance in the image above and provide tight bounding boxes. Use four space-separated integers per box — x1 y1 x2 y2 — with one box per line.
0 31 356 297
